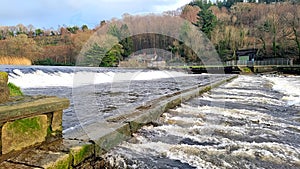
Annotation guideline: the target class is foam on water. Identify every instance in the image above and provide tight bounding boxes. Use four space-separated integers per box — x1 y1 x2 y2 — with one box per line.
7 68 188 88
103 75 300 168
264 75 300 106
202 94 286 108
225 75 264 88
8 69 74 88
112 104 299 167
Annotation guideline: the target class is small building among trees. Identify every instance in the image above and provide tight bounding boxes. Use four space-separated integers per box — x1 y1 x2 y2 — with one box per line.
236 49 259 61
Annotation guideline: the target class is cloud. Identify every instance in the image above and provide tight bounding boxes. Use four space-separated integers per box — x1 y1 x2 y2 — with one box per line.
0 0 191 28
152 0 192 12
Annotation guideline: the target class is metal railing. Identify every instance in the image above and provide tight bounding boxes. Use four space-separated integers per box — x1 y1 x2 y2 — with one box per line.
226 58 292 66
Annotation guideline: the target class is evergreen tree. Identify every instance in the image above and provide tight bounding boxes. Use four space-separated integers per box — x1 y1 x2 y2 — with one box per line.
103 44 123 67
108 24 133 58
197 8 217 39
100 53 118 67
83 43 106 66
119 24 133 57
108 24 122 40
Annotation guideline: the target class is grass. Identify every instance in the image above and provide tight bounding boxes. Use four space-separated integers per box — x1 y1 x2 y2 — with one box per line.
0 72 8 82
0 56 31 65
8 82 23 96
241 67 252 73
0 71 23 96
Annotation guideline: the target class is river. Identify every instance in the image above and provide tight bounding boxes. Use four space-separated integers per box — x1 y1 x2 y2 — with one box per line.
0 66 229 131
1 66 299 168
102 75 300 169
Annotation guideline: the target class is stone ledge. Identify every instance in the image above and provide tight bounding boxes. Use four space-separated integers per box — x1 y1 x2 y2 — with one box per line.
0 96 70 123
0 95 70 159
2 115 48 154
64 122 131 157
2 133 123 168
5 138 95 168
0 161 34 169
38 139 95 167
7 149 71 169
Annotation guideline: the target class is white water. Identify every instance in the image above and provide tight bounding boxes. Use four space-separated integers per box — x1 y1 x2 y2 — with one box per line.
263 75 300 107
103 75 300 169
7 68 189 88
2 66 300 168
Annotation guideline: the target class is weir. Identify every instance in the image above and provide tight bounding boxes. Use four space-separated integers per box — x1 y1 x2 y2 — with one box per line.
0 71 237 168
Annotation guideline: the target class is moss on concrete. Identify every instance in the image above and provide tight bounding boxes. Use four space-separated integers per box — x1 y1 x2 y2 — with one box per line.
237 66 253 74
8 82 23 96
45 154 71 169
201 86 212 93
47 126 53 136
2 115 48 154
7 116 42 133
241 67 252 73
0 72 8 82
70 144 94 166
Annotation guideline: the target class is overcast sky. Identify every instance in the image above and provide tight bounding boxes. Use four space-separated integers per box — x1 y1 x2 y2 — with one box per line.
1 0 191 29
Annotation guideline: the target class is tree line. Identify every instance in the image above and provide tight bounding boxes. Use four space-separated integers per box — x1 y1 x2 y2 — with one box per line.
0 0 300 66
0 24 94 65
182 0 300 62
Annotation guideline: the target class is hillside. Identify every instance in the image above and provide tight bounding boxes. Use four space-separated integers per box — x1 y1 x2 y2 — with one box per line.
0 0 299 66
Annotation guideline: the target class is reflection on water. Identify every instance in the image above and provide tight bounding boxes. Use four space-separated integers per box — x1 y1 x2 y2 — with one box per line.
103 75 300 169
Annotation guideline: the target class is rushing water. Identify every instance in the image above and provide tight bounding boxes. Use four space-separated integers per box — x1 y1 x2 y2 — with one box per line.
0 66 230 131
1 66 299 168
103 75 300 169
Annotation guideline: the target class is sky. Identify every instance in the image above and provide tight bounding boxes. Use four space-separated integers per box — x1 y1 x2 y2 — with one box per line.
1 0 192 29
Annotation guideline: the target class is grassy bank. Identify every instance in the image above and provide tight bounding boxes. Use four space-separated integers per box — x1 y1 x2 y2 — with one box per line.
0 56 31 66
8 82 23 96
0 72 23 97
